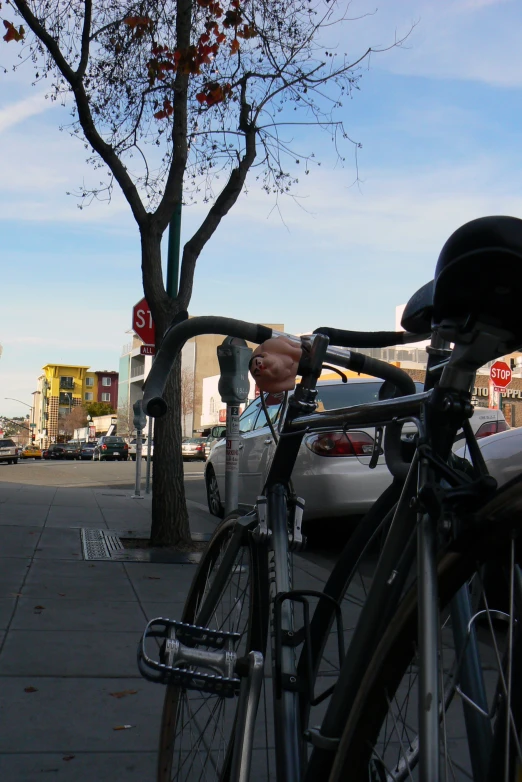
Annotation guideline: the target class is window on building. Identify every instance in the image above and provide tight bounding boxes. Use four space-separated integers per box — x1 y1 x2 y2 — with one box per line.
102 377 112 386
101 392 111 402
60 377 74 389
59 393 73 406
85 392 93 401
85 377 94 387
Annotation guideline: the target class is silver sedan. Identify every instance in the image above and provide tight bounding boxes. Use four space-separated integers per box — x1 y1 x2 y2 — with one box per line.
205 379 508 521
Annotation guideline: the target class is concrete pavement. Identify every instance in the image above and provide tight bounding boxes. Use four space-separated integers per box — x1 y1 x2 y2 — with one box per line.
0 475 331 781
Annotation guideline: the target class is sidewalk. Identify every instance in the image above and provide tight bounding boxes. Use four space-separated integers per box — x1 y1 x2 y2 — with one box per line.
0 480 330 781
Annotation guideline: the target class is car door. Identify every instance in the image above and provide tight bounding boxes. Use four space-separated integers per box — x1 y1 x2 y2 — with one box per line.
238 397 284 506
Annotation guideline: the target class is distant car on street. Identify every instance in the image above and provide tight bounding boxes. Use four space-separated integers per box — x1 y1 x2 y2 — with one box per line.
45 444 67 460
0 439 19 465
182 437 206 461
93 436 129 461
129 438 154 461
79 443 96 461
21 445 42 460
63 443 81 460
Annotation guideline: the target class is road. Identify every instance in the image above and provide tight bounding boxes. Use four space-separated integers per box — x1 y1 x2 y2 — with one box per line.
0 457 347 566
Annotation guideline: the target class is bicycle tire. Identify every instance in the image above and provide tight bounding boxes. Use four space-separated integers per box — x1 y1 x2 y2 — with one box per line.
297 479 406 734
328 475 522 781
157 513 269 782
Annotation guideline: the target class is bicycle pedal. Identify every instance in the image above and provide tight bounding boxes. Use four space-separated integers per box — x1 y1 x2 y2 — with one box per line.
137 617 241 696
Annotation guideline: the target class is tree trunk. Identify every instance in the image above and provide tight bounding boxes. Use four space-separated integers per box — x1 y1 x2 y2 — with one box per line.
150 354 192 547
141 228 192 548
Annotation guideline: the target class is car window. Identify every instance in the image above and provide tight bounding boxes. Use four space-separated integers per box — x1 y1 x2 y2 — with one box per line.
315 381 423 411
239 399 263 433
254 397 282 430
104 437 124 443
0 440 16 448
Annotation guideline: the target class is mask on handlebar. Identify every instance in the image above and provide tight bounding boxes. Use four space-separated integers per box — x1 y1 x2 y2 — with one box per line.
249 336 302 393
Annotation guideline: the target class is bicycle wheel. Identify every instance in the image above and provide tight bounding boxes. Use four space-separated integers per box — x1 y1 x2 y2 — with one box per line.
297 479 413 748
157 513 269 782
328 476 522 781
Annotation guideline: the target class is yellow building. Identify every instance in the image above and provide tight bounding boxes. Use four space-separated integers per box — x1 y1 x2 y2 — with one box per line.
36 364 98 446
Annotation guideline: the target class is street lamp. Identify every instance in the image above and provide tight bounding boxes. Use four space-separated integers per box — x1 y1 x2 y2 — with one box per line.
5 397 35 443
64 393 72 415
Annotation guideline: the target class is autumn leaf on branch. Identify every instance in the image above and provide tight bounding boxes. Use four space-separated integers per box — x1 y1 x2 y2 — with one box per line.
3 20 25 43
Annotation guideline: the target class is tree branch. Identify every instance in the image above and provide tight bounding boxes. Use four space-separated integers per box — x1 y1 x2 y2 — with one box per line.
77 0 92 79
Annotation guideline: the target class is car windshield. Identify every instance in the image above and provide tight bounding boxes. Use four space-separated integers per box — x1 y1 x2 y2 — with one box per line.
0 440 16 448
104 437 124 443
315 381 424 410
184 438 203 444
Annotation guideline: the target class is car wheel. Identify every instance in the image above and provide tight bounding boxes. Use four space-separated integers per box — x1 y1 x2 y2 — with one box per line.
7 459 12 465
206 467 224 519
13 459 18 464
131 455 136 462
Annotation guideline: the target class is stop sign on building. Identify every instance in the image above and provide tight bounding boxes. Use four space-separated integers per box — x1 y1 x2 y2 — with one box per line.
490 361 512 389
132 297 156 346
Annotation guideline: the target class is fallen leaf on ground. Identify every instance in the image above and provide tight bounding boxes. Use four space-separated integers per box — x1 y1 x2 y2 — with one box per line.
109 689 138 699
24 686 38 693
146 576 160 580
113 725 135 730
34 605 45 610
62 755 75 761
57 593 66 596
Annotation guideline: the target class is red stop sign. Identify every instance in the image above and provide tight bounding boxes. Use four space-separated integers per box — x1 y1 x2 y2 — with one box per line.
490 361 512 388
132 297 156 346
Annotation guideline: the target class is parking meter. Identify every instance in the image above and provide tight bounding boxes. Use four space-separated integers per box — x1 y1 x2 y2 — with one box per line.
217 337 253 515
132 400 147 499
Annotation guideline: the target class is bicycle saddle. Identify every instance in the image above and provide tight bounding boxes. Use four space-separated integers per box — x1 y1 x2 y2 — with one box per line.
433 216 522 347
401 280 433 335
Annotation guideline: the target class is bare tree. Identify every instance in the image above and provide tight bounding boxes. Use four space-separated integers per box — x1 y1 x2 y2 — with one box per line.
116 402 136 439
61 406 88 438
180 367 195 436
2 1 408 546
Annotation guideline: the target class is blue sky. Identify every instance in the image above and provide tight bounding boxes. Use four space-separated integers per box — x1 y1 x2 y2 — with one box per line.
1 0 522 416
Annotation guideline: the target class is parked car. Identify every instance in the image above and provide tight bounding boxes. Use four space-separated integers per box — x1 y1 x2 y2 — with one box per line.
205 379 508 520
45 444 67 460
21 445 42 460
93 436 129 461
63 443 81 460
128 438 154 461
79 442 96 460
454 425 522 488
182 437 207 461
0 438 18 464
205 426 226 459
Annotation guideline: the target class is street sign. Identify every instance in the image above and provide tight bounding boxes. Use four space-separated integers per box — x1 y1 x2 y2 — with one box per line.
490 361 512 389
140 345 156 356
132 298 156 346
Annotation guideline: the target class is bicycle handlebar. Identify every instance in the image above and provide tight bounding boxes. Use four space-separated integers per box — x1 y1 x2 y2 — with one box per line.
143 315 422 418
143 316 273 417
313 327 430 348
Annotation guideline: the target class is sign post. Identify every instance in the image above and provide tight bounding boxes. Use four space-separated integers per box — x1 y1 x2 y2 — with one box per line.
489 361 512 411
217 337 253 516
132 400 147 499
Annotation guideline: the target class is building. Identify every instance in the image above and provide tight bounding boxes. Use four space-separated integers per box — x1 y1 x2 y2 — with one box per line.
118 323 284 437
34 364 118 446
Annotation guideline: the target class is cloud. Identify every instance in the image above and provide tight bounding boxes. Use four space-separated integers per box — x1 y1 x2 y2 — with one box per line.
0 93 50 133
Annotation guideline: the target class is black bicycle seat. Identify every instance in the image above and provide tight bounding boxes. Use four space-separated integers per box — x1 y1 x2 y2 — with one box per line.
433 216 522 345
401 280 433 335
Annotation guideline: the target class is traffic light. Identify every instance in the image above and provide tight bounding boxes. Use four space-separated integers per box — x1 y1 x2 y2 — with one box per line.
31 434 35 443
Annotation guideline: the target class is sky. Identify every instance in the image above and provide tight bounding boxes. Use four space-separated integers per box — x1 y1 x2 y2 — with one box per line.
1 0 522 416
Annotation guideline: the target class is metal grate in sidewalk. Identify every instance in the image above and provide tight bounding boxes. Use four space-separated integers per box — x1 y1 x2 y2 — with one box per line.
81 529 124 560
80 528 206 564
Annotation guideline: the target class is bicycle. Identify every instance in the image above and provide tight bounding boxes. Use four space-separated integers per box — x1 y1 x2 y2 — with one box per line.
138 215 522 782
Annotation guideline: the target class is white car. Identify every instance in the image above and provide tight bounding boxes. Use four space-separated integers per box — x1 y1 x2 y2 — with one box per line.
0 438 19 465
129 438 153 461
205 379 508 521
455 425 521 488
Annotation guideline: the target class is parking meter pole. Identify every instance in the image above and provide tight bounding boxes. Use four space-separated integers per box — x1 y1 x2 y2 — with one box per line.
131 400 147 500
224 405 240 517
145 418 153 495
217 337 253 518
